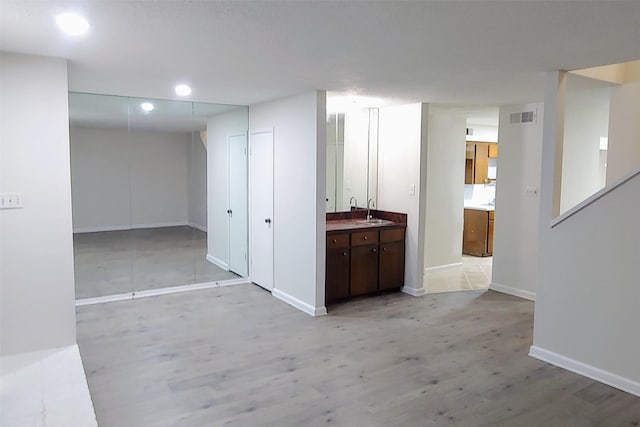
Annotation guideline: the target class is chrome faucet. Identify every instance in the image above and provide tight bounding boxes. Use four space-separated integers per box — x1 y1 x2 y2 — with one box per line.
367 198 375 219
349 196 358 209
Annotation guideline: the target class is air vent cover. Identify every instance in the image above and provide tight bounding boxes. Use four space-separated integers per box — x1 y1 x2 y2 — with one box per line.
510 110 536 125
521 111 535 123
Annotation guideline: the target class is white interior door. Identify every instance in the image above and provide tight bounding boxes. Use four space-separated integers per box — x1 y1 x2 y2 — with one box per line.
228 133 248 277
249 130 274 291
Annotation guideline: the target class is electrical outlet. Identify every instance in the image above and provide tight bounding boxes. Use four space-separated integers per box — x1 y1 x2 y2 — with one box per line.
408 184 416 196
525 187 538 197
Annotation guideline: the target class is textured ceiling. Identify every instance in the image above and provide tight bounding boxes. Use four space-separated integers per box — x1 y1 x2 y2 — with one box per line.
2 1 639 107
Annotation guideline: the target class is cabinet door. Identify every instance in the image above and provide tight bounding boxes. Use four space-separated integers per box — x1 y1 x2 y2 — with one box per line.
474 143 489 184
379 241 405 291
350 245 379 297
487 219 494 255
489 143 498 158
463 209 489 256
326 247 350 303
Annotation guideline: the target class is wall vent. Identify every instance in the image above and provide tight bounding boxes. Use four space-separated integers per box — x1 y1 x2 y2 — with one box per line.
510 110 536 125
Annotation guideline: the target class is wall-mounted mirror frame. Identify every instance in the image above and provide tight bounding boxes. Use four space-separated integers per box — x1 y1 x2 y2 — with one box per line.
69 92 249 303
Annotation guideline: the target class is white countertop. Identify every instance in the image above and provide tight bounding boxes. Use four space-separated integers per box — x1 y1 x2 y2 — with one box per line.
464 203 495 211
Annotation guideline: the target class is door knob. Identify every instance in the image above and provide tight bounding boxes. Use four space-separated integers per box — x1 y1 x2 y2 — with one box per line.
265 218 271 224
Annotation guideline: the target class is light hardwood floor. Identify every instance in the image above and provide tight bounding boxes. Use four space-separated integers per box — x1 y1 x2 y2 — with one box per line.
73 226 238 299
77 286 640 427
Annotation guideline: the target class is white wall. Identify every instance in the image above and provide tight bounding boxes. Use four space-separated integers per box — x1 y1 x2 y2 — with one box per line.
606 81 640 184
378 103 426 295
0 52 76 356
560 82 610 213
466 124 498 142
490 102 544 300
424 108 466 271
206 108 248 268
70 127 190 231
249 91 326 314
533 71 640 395
188 136 207 231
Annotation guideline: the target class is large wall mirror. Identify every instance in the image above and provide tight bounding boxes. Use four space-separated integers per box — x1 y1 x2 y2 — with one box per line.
326 106 379 213
69 92 248 302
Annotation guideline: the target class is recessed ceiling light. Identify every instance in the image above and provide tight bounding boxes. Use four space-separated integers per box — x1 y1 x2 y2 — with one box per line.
55 12 90 36
141 102 154 112
175 84 192 97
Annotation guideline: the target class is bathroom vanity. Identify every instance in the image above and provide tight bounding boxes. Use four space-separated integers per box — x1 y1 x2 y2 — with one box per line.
326 210 407 305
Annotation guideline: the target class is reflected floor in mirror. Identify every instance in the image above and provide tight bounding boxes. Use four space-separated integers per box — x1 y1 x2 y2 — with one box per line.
73 226 238 300
426 255 492 294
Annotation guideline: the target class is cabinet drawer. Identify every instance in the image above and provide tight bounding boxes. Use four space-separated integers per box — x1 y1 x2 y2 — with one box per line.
351 230 378 246
380 228 404 243
327 233 350 248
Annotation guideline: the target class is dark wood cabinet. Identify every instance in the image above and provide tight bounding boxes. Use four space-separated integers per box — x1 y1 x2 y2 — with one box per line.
379 241 405 291
350 245 379 296
326 247 350 302
326 225 406 304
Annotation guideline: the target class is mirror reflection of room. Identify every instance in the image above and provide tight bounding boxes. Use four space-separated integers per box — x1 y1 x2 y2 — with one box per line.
69 93 248 301
326 96 379 213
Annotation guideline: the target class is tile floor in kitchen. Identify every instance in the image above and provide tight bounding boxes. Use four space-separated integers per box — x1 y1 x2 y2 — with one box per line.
425 255 492 294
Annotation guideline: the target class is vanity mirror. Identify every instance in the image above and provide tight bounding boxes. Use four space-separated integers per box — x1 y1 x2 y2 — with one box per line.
326 107 379 213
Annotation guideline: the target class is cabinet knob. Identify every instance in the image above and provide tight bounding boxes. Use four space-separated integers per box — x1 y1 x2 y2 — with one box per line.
343 251 348 256
383 247 387 251
363 236 368 240
332 239 337 243
372 248 377 253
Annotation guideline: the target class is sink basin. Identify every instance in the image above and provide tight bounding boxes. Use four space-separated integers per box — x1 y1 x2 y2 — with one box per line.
357 219 394 225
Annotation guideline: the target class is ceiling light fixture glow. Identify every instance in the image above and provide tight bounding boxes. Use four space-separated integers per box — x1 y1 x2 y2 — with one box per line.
175 84 192 97
55 12 90 36
141 102 154 112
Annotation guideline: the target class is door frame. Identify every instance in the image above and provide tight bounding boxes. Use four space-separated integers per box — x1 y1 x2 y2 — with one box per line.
227 132 249 276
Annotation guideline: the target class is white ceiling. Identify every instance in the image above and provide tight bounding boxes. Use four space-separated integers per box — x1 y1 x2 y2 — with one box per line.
2 1 639 107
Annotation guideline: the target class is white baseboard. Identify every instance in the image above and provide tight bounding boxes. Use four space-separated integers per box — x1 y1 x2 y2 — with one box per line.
188 222 208 232
489 282 536 301
74 225 131 233
272 288 327 317
74 222 189 233
206 254 229 270
529 346 640 397
424 262 463 274
401 286 427 297
75 277 251 306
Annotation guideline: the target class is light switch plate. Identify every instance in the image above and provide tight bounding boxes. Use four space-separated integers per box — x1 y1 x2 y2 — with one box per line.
408 184 416 196
0 192 24 209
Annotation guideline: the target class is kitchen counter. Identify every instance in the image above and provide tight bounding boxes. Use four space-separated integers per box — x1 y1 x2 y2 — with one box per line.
326 209 407 232
464 203 495 212
326 219 401 232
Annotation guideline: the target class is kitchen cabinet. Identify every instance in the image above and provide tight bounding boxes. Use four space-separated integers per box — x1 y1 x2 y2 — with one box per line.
463 208 494 256
465 142 497 184
326 234 351 302
326 225 406 304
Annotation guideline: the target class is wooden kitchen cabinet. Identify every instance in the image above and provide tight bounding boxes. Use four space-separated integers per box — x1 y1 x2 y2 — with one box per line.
350 245 379 296
379 241 405 291
463 209 494 257
325 225 406 304
465 142 497 184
